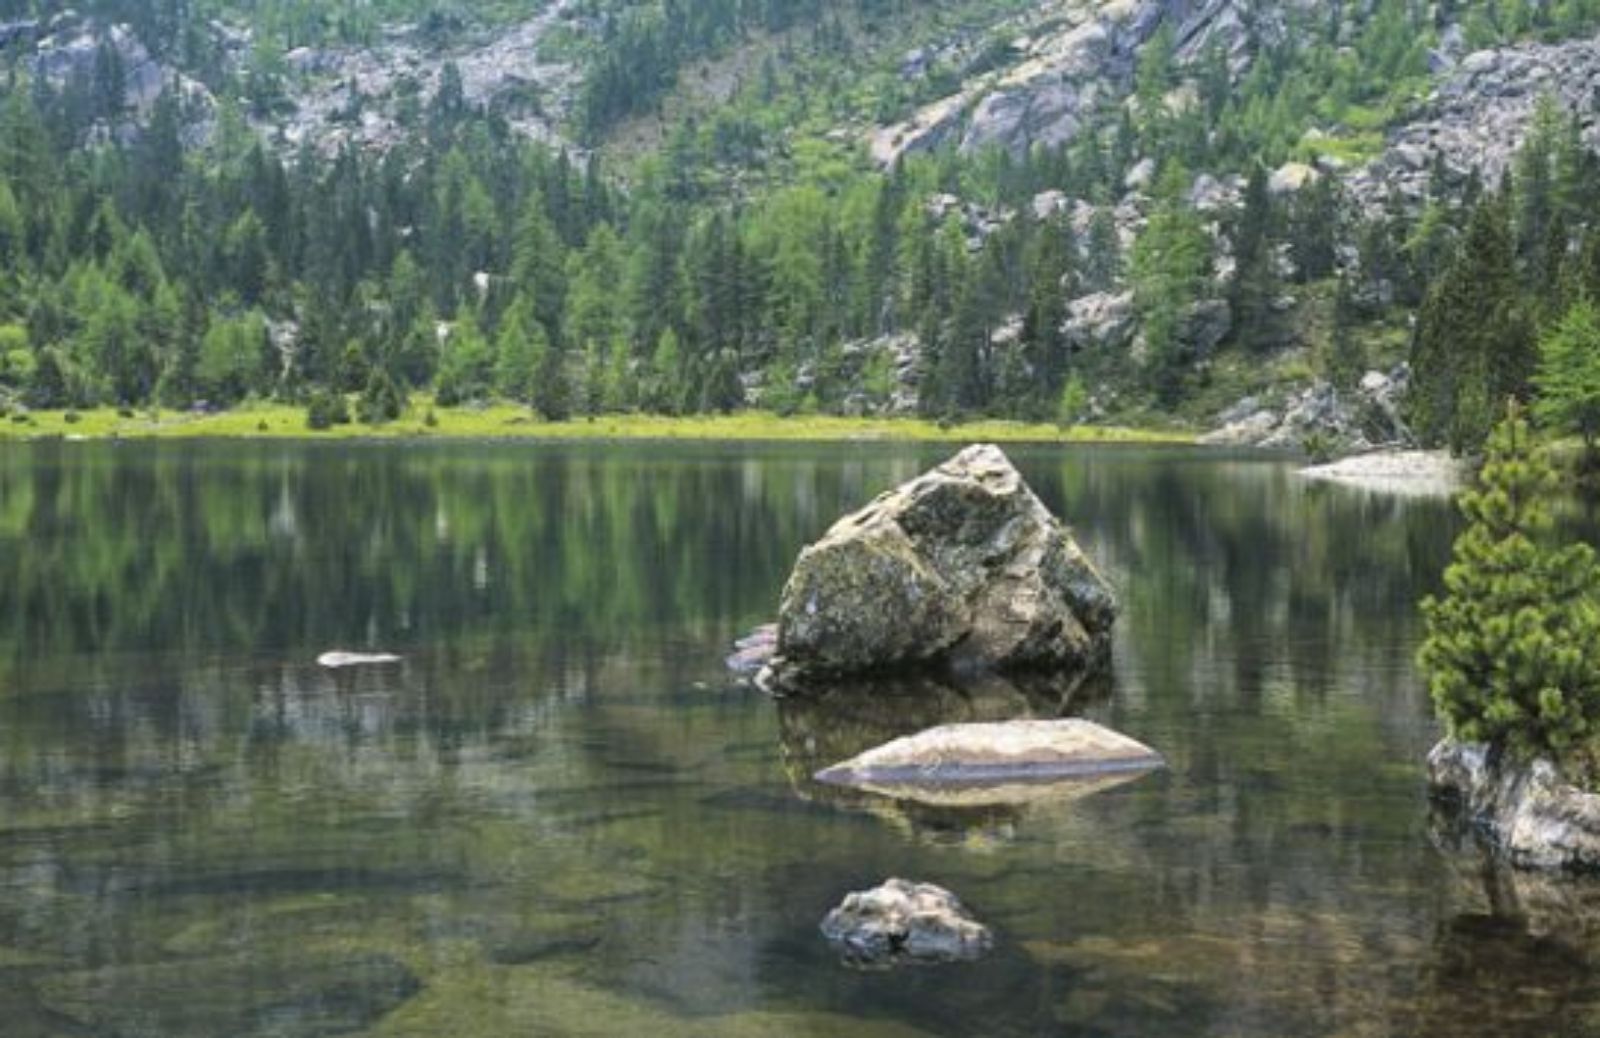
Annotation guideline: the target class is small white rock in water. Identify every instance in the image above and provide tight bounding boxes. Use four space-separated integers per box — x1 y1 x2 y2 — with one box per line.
820 878 992 966
317 651 403 669
1298 450 1466 498
725 623 778 677
815 719 1163 807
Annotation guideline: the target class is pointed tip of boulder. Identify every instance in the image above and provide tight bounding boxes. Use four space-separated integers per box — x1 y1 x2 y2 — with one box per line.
813 764 848 786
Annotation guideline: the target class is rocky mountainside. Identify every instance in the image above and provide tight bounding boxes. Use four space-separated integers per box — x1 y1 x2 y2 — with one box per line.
872 0 1313 166
14 2 584 155
875 0 1600 209
1354 31 1600 206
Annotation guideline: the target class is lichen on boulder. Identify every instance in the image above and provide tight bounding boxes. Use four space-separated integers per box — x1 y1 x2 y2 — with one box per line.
763 444 1117 691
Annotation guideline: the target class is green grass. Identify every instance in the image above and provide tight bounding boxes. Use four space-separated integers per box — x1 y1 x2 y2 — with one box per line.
0 402 1193 445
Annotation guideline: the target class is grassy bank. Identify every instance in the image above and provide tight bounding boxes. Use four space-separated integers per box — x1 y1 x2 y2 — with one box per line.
0 403 1195 445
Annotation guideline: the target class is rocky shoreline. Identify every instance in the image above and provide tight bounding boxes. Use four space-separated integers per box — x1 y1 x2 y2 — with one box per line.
1298 450 1467 498
1429 739 1600 871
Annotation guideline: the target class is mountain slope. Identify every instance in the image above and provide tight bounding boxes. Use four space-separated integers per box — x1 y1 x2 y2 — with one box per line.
0 0 1598 451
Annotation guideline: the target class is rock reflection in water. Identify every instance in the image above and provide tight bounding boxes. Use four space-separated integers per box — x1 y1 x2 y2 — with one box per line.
775 667 1118 841
1401 842 1600 1036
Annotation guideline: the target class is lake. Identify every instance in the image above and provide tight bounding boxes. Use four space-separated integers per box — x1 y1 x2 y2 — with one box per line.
0 440 1593 1037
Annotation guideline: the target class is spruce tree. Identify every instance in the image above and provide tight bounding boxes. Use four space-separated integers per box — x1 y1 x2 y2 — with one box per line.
1419 403 1600 761
1230 166 1281 352
1130 165 1210 405
1409 195 1532 453
1534 298 1600 467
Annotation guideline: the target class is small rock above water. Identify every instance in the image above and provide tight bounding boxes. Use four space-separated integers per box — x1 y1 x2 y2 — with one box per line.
764 444 1118 691
815 719 1164 807
317 651 403 669
726 624 778 679
1430 738 1600 871
820 878 993 966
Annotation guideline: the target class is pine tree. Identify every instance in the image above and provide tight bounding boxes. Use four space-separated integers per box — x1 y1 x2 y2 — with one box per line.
434 311 492 406
1230 166 1282 352
646 327 683 414
1288 173 1341 284
1131 165 1210 405
1326 277 1366 391
1083 207 1121 291
1021 216 1073 412
1410 194 1533 452
358 366 406 424
493 302 547 404
1420 403 1600 762
1534 298 1600 468
532 337 572 421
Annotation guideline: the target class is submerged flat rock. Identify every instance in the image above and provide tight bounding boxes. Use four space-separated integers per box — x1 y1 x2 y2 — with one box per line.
814 719 1163 806
317 650 403 669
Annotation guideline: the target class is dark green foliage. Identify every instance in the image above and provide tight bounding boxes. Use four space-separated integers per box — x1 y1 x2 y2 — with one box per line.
358 367 407 425
5 1 1600 431
1229 166 1282 352
1325 277 1366 392
1420 405 1600 761
305 389 350 430
1410 195 1534 453
1130 166 1211 406
532 339 573 421
1534 298 1600 463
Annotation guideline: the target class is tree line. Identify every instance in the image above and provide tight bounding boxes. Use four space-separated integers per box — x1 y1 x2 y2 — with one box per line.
5 0 1600 440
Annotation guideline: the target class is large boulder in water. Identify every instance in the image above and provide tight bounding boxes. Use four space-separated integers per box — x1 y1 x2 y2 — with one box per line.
764 444 1116 690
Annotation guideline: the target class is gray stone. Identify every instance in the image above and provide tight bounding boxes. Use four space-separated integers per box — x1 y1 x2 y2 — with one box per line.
726 624 778 678
1430 738 1600 871
1202 364 1417 452
764 445 1117 689
820 878 993 965
1064 290 1136 352
1180 297 1232 355
1123 157 1157 192
1268 161 1320 195
1355 33 1600 213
